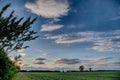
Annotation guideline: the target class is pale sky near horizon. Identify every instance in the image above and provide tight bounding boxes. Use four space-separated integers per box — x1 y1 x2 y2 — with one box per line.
0 0 120 71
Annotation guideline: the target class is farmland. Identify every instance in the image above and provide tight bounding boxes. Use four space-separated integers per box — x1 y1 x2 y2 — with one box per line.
12 71 120 80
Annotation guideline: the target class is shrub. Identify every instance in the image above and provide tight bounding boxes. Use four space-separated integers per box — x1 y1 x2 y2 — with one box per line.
0 50 18 80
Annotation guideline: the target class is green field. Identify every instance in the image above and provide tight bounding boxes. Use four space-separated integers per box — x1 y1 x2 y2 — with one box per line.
12 72 120 80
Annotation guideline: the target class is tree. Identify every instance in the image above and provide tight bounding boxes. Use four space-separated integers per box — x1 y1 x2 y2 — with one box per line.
0 4 38 53
79 65 84 72
0 4 38 80
89 68 92 72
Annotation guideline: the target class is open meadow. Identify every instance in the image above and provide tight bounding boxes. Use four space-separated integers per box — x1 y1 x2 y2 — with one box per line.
12 71 120 80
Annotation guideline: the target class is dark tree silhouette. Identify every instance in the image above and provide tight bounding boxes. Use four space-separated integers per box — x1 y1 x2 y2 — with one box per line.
0 4 38 80
89 68 92 72
79 65 84 72
0 4 38 53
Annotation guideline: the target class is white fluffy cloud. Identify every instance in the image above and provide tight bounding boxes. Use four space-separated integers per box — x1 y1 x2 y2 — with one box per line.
40 24 63 32
45 30 120 52
25 0 69 18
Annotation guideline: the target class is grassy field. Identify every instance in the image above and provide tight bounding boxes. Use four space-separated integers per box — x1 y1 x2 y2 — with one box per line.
12 72 120 80
12 73 31 80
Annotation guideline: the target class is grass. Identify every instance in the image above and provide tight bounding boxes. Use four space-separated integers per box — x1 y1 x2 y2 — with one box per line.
12 72 31 80
13 71 120 80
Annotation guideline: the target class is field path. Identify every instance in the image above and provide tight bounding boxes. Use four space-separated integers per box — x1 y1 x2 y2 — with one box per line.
12 72 32 80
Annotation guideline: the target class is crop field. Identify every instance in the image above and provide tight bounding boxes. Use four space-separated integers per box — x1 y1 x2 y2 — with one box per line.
12 72 120 80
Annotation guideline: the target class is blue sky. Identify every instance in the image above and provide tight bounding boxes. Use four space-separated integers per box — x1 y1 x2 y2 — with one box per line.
0 0 120 70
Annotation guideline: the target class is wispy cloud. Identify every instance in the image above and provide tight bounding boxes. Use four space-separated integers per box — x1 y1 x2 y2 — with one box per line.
68 24 85 29
36 49 50 58
78 57 114 69
16 48 26 57
40 24 63 32
36 58 46 61
45 32 93 44
54 58 80 65
25 0 69 18
98 57 113 61
112 62 120 65
16 48 25 53
111 16 120 20
34 62 45 65
22 64 30 67
40 53 50 58
34 57 46 65
92 39 120 52
45 30 120 52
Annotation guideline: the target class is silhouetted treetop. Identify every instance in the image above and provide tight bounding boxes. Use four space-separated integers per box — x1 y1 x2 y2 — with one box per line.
0 4 38 53
79 65 84 72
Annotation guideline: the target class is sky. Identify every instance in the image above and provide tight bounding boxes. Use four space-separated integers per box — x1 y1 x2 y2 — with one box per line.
0 0 120 71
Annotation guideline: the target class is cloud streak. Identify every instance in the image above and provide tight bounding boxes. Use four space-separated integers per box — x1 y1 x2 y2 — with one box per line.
36 58 46 61
111 16 120 20
34 57 46 65
77 57 114 69
54 58 80 65
34 62 45 64
112 62 120 65
98 57 113 61
40 24 63 32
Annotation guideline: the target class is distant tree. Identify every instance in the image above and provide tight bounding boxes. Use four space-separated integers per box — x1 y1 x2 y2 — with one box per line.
89 68 92 72
0 4 38 53
79 65 84 72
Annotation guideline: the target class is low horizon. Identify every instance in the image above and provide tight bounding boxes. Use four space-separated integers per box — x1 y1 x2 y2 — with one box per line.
0 0 120 71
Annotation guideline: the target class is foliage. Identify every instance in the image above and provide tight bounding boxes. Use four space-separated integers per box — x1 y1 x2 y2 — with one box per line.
0 4 38 53
14 55 22 70
79 65 84 72
0 50 18 80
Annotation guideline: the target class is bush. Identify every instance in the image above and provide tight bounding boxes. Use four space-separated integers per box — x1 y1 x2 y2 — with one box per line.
0 50 18 80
